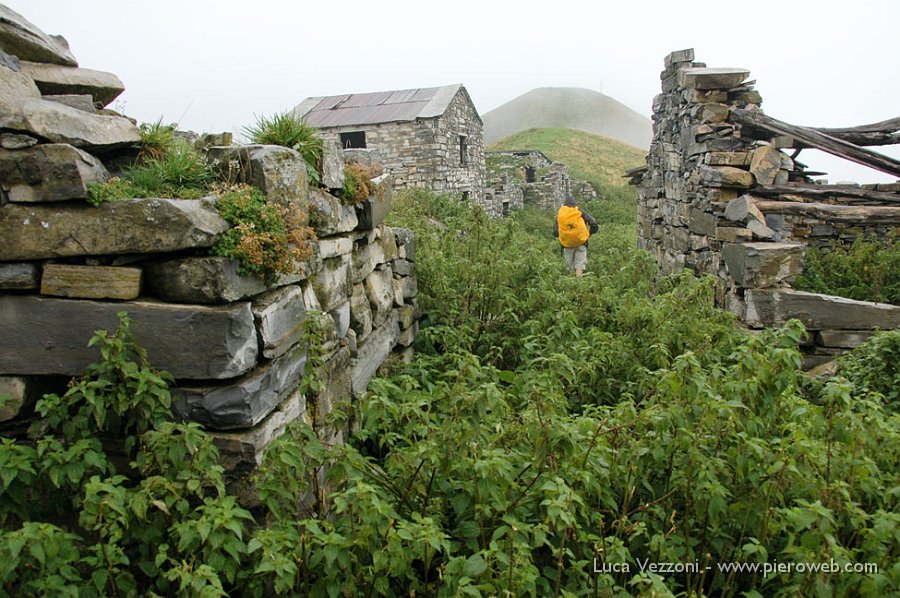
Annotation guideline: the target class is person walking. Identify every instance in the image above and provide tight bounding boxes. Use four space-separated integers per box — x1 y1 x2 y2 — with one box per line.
553 196 598 277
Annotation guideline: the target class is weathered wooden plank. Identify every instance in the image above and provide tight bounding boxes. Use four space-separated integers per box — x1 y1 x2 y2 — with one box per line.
753 183 900 205
754 200 900 223
730 109 900 178
41 264 142 300
812 117 900 147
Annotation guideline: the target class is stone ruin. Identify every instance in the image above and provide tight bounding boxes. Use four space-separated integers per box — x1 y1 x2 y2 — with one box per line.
486 150 596 214
631 49 900 368
0 4 421 477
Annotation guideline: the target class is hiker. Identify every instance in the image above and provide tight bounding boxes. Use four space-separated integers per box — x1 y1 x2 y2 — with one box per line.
553 196 598 277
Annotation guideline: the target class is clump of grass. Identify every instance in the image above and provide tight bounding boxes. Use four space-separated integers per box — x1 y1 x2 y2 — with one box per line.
340 162 386 206
243 111 323 185
794 232 900 305
212 183 317 280
138 119 178 162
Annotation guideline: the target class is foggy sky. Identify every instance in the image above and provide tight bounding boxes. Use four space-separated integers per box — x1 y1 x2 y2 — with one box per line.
7 0 899 183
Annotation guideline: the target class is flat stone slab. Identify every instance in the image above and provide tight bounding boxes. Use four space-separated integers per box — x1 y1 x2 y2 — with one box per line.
144 256 267 304
0 143 109 202
16 98 141 151
252 285 308 359
700 165 754 189
744 289 900 330
722 242 804 288
173 344 307 430
0 262 39 289
351 314 399 395
207 145 308 207
678 67 750 90
312 256 351 313
0 5 78 66
308 188 358 236
42 94 97 113
20 61 124 106
41 264 142 300
0 295 258 380
817 330 876 349
0 197 228 260
355 174 393 231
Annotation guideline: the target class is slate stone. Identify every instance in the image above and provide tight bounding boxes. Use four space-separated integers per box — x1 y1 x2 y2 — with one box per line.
354 174 393 230
393 227 416 261
397 322 418 348
251 285 307 359
0 132 37 149
392 259 415 277
321 140 344 189
349 283 373 340
307 188 358 236
0 63 41 129
0 262 39 289
311 256 351 312
397 275 418 300
351 315 400 395
744 289 900 330
329 301 351 340
173 343 307 430
0 197 228 260
0 48 20 71
747 219 776 240
749 146 785 186
664 48 694 68
816 330 876 349
42 94 97 113
678 67 750 90
20 61 124 106
0 295 258 380
11 98 141 151
721 242 804 288
705 152 751 167
0 5 78 66
0 143 109 202
397 304 416 329
40 264 142 300
378 225 399 262
318 235 352 260
724 195 765 224
145 256 267 305
688 208 717 237
699 165 754 188
208 145 308 207
351 237 385 284
365 266 395 327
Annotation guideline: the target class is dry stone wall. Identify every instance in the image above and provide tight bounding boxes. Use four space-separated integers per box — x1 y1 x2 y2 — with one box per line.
635 49 900 367
0 7 421 476
486 150 570 212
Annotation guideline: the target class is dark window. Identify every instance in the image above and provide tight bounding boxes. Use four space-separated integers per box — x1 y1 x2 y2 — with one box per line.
502 201 510 216
524 166 536 183
459 135 468 166
461 191 470 202
340 131 366 149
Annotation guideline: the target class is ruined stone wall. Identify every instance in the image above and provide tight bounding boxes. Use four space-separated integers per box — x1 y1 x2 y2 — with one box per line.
486 150 571 213
0 9 421 475
314 89 488 209
636 49 900 366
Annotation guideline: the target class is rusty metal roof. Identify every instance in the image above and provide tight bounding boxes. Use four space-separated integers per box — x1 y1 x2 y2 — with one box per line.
293 84 465 128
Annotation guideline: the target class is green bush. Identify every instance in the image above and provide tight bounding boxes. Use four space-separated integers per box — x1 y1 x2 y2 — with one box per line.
243 111 323 185
794 234 900 305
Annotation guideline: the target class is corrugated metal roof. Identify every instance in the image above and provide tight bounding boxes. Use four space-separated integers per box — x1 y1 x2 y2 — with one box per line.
293 84 466 128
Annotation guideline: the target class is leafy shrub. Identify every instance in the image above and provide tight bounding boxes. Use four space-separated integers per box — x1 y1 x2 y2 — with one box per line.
794 233 900 305
243 111 323 185
340 162 386 205
212 183 316 280
837 329 900 411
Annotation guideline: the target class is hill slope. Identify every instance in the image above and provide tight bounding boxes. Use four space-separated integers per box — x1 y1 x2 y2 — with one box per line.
482 87 652 149
488 127 646 201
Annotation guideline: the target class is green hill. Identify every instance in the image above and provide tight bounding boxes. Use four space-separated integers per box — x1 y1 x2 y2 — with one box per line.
488 127 647 205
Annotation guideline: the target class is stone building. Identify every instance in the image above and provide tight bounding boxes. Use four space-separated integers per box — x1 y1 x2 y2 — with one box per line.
486 150 571 213
294 84 487 206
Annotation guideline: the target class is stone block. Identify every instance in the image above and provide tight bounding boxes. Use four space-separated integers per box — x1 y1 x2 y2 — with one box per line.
307 188 358 236
207 145 308 208
318 235 352 260
0 132 37 149
211 386 307 474
379 225 399 262
351 238 385 283
697 103 729 123
0 5 78 66
392 277 405 307
688 208 717 236
715 227 753 243
173 344 307 430
321 140 344 189
699 165 754 189
744 289 900 330
354 174 393 230
684 89 728 104
722 241 804 288
749 146 785 186
312 257 351 313
0 143 109 203
42 94 96 113
747 219 776 240
20 61 124 106
351 315 400 395
40 264 141 300
365 266 395 327
310 346 352 435
0 198 228 261
349 283 373 340
252 285 307 359
664 48 694 68
145 256 267 305
723 195 765 224
816 330 876 349
16 99 140 150
678 67 750 90
392 227 416 261
391 258 415 277
0 295 258 380
0 262 39 289
397 304 416 329
705 152 751 167
397 322 418 347
329 301 351 340
397 275 418 300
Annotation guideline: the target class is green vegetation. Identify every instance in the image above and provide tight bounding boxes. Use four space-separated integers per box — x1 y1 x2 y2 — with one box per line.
794 234 900 305
488 127 647 205
243 111 323 185
88 122 213 204
341 162 386 206
1 191 897 596
212 184 316 280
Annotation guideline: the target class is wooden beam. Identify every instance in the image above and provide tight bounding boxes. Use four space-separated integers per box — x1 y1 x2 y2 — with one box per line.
730 109 900 178
753 183 900 205
812 117 900 146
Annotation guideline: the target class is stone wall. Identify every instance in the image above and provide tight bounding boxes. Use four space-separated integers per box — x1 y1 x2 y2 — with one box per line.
313 88 488 209
635 49 900 367
486 150 569 212
0 7 421 476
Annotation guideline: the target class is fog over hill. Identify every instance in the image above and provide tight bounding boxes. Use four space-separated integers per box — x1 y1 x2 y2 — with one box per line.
482 87 652 150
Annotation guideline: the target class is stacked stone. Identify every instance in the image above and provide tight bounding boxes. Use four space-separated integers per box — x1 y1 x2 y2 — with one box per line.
485 150 571 213
636 48 900 367
0 6 421 472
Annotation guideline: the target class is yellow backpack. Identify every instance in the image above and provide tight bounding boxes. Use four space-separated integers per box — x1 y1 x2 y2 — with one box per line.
557 206 589 248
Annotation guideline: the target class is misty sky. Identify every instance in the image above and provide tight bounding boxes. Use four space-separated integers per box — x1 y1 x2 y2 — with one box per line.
8 0 899 183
